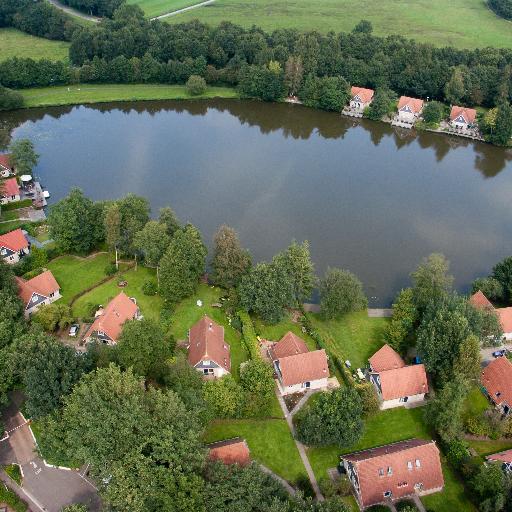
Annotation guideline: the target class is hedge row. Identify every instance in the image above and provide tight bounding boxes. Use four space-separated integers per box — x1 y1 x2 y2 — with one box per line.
0 483 27 512
237 310 261 360
1 199 33 212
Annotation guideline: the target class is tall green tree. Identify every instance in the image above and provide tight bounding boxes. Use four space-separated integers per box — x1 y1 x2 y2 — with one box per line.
284 56 303 96
116 194 150 255
159 224 207 304
471 276 503 302
203 375 244 419
453 334 481 382
159 206 180 238
384 288 417 354
319 268 367 320
365 88 394 121
211 225 251 289
104 202 121 253
9 138 38 175
48 188 103 254
492 255 512 303
133 220 171 267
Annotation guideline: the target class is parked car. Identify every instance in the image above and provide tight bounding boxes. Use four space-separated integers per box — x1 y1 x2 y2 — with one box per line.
492 349 509 358
69 324 80 337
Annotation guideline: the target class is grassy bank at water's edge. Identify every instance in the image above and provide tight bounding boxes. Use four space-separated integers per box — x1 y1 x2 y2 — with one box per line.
18 84 239 108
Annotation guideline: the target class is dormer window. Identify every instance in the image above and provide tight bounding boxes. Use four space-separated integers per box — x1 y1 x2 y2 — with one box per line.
31 295 38 303
0 248 6 255
387 466 393 476
496 392 502 398
415 459 421 468
407 461 413 470
378 468 384 477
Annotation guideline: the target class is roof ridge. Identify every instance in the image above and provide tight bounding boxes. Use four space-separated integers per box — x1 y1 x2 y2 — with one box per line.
349 438 434 463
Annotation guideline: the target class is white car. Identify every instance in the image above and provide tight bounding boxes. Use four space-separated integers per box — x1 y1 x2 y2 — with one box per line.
69 324 79 337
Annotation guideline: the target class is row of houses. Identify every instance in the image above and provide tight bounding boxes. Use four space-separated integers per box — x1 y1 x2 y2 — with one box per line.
347 86 477 130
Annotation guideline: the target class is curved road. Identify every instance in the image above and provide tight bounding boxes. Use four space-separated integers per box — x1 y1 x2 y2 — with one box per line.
46 0 100 22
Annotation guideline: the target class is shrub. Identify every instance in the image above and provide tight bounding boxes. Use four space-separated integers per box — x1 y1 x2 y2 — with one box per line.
104 262 117 276
295 475 315 498
186 75 207 96
237 310 260 360
23 267 44 280
355 382 380 416
0 482 27 511
396 500 418 511
422 101 444 125
446 439 470 469
4 463 22 486
142 280 158 296
465 416 491 437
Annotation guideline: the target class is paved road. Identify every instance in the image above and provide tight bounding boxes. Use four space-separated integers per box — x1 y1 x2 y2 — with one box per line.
151 0 215 19
0 392 101 512
46 0 100 22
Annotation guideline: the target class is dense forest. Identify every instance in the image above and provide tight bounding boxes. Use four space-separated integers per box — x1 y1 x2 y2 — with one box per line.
489 0 512 20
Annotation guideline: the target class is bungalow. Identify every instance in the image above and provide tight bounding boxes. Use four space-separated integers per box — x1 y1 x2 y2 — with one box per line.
0 178 20 205
208 437 251 466
188 316 231 378
270 332 329 395
450 106 477 130
341 439 444 509
397 96 424 124
486 449 512 474
83 292 140 345
369 345 429 409
0 154 15 178
0 228 30 264
15 270 61 317
350 86 374 111
469 290 510 340
481 357 512 416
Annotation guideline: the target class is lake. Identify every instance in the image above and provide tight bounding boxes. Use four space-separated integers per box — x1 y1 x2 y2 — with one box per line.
2 99 512 306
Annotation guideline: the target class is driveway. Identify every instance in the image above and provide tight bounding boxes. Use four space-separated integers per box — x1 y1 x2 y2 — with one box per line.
0 392 101 512
481 343 512 364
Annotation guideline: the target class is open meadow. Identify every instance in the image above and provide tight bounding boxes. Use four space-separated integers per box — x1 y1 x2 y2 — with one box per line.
0 28 69 62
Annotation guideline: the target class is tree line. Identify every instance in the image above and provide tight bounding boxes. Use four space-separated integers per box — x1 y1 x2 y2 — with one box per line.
489 0 512 20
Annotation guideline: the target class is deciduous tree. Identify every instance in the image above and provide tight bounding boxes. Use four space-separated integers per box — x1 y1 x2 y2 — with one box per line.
9 138 38 175
158 206 180 238
133 220 171 267
384 288 417 354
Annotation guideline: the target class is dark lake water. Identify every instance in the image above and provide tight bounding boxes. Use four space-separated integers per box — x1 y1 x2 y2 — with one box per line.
1 99 512 306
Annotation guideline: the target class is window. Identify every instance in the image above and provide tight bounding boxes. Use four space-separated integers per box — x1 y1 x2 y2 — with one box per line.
203 360 210 366
397 481 408 488
414 483 424 491
303 382 311 388
415 459 421 468
0 248 5 255
383 491 392 498
49 292 54 297
387 466 393 476
407 461 413 470
378 468 384 477
31 295 38 303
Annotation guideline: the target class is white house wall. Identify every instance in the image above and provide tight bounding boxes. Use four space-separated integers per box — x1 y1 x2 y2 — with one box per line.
277 377 329 395
380 393 426 410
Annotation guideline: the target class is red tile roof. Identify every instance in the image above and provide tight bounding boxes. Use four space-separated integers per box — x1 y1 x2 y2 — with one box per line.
450 106 477 124
0 154 12 170
397 96 424 114
481 357 512 409
277 349 329 387
497 307 512 334
469 290 494 311
270 331 309 360
188 316 231 372
16 270 60 307
208 438 251 466
343 439 444 508
351 86 374 104
84 292 138 343
0 229 29 252
378 364 429 401
369 344 405 372
1 178 19 197
487 449 512 464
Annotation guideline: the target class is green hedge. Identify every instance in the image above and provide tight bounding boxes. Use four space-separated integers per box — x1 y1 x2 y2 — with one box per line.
0 483 28 511
1 199 32 212
4 464 22 486
237 310 260 360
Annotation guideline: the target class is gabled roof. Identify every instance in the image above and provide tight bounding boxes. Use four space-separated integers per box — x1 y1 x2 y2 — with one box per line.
378 364 429 401
1 178 19 197
84 292 138 343
16 270 60 307
369 344 405 372
481 357 512 408
208 437 251 466
351 86 374 104
0 154 12 170
487 449 512 464
188 316 231 372
450 106 477 124
397 96 424 114
342 439 444 508
469 290 494 311
0 229 29 252
277 349 329 386
270 331 309 360
497 307 512 334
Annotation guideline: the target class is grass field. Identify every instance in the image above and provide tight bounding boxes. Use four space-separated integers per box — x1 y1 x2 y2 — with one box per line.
128 0 202 18
0 28 69 62
19 84 239 108
166 0 512 50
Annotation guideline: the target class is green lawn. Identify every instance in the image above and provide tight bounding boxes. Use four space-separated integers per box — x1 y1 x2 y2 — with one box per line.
467 439 512 457
309 311 389 370
0 220 24 235
19 84 239 109
307 407 430 481
0 28 69 62
128 0 202 18
462 385 489 422
170 284 247 380
72 265 163 320
205 418 307 483
47 253 112 303
166 0 512 50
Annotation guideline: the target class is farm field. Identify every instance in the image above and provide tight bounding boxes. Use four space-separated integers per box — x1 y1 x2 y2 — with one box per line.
165 0 512 50
0 28 69 62
128 0 202 18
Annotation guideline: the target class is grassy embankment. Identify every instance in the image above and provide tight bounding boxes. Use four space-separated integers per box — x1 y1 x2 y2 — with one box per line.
166 0 512 50
128 0 203 18
0 28 69 62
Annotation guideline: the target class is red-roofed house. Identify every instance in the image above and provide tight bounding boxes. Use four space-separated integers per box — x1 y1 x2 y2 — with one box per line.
341 439 444 509
15 270 61 317
272 335 329 395
0 228 30 264
188 316 231 378
481 357 512 416
487 449 512 473
1 178 20 205
469 290 494 311
469 290 509 340
369 345 429 409
450 106 477 130
208 437 251 466
350 86 374 111
84 292 140 345
0 154 15 178
397 96 424 124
